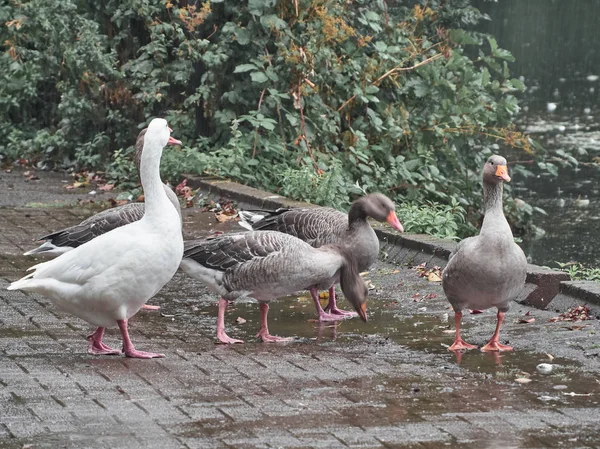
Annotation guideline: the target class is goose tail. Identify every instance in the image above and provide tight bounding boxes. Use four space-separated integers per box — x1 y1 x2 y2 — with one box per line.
237 210 268 231
336 245 368 322
23 241 71 257
7 269 37 291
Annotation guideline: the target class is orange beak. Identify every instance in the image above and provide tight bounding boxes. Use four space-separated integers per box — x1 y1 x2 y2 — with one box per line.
357 302 368 322
168 135 182 146
386 210 404 232
495 165 511 182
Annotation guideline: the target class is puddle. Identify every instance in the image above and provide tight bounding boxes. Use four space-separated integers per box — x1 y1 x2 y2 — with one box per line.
189 295 600 410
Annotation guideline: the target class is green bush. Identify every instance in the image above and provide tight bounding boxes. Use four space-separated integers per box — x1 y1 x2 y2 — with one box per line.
1 0 553 237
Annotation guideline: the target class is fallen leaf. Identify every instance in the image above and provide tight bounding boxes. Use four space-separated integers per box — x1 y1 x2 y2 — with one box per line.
23 170 31 177
442 329 455 334
519 318 536 324
236 317 247 324
546 353 555 361
318 292 329 300
469 309 483 314
392 269 400 274
549 305 593 323
515 377 532 384
99 183 114 191
424 293 438 299
427 272 442 282
215 212 237 223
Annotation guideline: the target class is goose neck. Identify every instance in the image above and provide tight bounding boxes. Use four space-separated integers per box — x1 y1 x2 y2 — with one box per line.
139 141 168 218
481 181 512 237
347 202 368 229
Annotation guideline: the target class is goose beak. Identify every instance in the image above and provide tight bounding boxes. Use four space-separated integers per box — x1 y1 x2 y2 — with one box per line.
168 136 182 146
386 211 404 232
357 303 368 322
495 165 511 182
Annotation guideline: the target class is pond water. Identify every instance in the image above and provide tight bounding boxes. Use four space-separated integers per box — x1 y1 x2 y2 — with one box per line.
473 0 600 267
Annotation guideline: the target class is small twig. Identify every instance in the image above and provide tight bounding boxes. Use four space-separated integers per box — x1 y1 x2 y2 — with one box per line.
338 53 443 112
252 88 267 159
297 84 318 171
206 24 218 40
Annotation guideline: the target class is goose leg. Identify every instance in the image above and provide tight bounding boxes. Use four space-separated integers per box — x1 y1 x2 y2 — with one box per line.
324 287 358 317
141 304 160 311
481 311 513 352
117 319 165 358
256 303 294 342
216 298 244 344
310 288 349 322
87 327 120 355
449 311 478 351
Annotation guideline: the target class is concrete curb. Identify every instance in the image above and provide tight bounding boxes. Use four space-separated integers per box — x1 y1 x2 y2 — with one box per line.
186 176 596 312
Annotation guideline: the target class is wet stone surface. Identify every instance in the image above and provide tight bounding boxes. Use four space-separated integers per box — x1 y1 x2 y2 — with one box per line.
1 169 600 448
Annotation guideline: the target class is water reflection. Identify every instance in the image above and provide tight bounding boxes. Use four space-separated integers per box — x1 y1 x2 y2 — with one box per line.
473 0 600 266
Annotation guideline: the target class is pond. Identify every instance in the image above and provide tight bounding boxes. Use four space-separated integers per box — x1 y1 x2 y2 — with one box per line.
472 0 600 268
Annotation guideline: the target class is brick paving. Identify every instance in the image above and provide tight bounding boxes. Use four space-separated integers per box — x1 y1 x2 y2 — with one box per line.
1 169 600 448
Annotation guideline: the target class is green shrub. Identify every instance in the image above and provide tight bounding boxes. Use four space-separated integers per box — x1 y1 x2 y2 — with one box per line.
0 0 554 237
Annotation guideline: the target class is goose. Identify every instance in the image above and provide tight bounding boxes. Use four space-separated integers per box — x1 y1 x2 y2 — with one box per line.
442 155 527 352
8 118 184 358
179 231 368 344
23 128 181 257
238 193 403 321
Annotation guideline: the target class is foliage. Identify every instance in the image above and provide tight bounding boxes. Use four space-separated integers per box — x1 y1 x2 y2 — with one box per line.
397 199 465 240
0 0 554 237
555 262 600 282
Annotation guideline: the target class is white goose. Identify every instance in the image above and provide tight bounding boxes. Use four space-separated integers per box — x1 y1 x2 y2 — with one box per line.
23 128 181 258
8 118 184 359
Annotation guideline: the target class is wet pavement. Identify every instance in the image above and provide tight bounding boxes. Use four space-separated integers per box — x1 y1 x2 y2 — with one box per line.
1 169 600 448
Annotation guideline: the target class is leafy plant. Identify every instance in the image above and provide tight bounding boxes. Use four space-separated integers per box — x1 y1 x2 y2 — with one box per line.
396 199 466 240
0 0 560 239
555 262 600 282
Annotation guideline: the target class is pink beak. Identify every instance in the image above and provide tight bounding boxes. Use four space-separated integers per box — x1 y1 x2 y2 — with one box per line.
386 211 404 232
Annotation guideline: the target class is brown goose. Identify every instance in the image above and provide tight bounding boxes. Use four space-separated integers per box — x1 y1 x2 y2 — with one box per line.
442 155 527 352
238 193 403 321
179 231 368 344
23 128 181 257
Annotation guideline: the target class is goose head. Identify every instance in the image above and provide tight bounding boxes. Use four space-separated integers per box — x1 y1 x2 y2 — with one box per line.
352 193 404 232
134 123 182 170
483 155 511 184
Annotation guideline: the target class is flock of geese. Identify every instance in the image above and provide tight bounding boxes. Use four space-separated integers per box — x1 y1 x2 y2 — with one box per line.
7 118 527 359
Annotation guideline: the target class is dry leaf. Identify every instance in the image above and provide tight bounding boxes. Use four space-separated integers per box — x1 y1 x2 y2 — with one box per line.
546 353 555 361
424 293 438 299
519 318 536 324
442 329 455 334
236 317 247 325
392 269 400 274
427 272 442 282
469 309 483 314
318 291 329 299
99 183 114 191
515 377 532 384
215 212 237 223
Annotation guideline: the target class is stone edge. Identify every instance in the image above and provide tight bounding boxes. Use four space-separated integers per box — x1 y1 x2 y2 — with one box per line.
186 176 599 311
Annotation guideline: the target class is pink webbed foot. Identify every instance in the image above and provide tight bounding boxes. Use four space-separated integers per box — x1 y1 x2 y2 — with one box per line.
481 340 513 352
325 306 358 317
141 304 160 311
117 319 164 359
322 287 358 318
216 329 244 345
87 328 120 356
256 330 294 343
317 311 352 322
449 339 479 351
123 348 165 359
